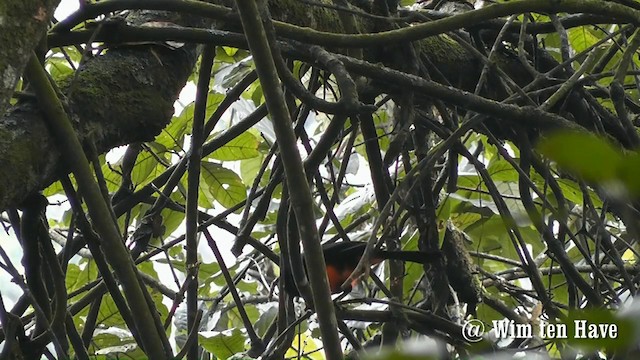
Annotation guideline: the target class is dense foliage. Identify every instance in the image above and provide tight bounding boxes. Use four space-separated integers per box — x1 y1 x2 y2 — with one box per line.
2 0 640 359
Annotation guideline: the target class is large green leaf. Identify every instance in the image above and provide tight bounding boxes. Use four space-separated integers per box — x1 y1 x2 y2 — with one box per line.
208 131 260 161
199 328 246 359
486 157 518 182
200 162 247 209
97 294 125 328
254 305 278 337
48 57 74 80
67 259 99 295
239 153 265 185
538 131 640 197
91 333 137 357
130 149 160 186
156 92 224 149
537 131 623 183
568 26 601 55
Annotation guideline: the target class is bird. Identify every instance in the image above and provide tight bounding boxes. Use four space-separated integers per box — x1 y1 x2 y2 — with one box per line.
283 241 441 297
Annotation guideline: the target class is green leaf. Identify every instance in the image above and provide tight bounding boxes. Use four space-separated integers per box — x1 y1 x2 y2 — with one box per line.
235 280 258 294
617 151 640 197
161 259 222 281
228 354 256 360
553 178 583 205
94 342 138 356
199 328 246 359
537 131 624 182
67 259 99 295
285 332 321 359
249 81 263 105
457 174 482 189
43 180 64 197
538 32 562 62
138 262 169 320
254 305 278 337
568 27 601 55
208 131 260 161
436 195 452 220
130 150 159 186
97 294 125 327
553 178 603 207
156 92 224 148
216 47 249 66
216 46 237 64
199 261 223 282
562 309 634 350
156 104 193 148
239 154 265 185
65 263 85 295
486 158 518 182
100 156 124 193
221 61 254 88
90 331 136 355
160 206 185 238
200 162 246 209
47 57 74 80
228 306 259 329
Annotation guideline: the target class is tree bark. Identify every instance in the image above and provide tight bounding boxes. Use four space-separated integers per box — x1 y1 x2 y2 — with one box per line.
0 0 60 116
0 8 207 210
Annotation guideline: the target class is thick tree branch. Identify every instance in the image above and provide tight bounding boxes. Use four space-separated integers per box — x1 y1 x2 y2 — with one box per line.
0 10 203 210
24 52 169 358
0 0 60 115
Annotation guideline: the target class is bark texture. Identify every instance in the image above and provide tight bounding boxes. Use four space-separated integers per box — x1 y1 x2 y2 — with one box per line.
0 10 207 209
0 0 60 115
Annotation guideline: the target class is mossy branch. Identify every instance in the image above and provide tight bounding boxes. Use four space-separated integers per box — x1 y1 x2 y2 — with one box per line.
24 53 170 359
